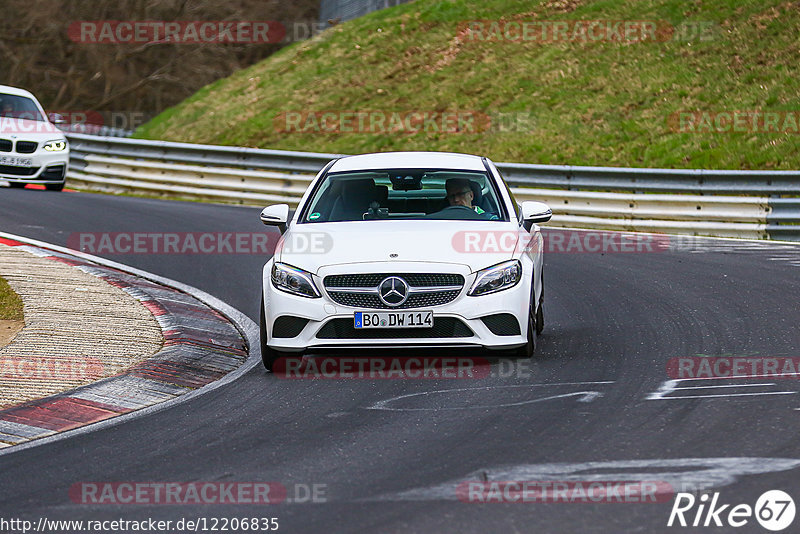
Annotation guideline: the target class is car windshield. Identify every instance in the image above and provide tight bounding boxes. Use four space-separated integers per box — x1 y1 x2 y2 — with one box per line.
0 94 45 121
301 169 507 223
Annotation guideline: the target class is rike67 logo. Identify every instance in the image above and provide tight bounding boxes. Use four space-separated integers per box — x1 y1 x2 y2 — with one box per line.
668 490 795 531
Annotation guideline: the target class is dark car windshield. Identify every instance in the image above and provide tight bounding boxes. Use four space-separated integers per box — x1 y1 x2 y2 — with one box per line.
300 169 507 223
0 94 45 121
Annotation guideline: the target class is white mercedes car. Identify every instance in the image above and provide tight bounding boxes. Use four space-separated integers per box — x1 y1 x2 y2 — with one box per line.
0 85 69 191
259 152 551 370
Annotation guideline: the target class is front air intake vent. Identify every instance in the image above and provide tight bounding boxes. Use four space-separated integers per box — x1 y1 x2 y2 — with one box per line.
481 314 522 336
272 316 309 338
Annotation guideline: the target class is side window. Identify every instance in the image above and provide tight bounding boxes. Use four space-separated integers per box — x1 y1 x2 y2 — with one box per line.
305 180 335 221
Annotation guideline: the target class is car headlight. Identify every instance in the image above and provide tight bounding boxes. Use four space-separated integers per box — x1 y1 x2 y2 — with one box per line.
468 260 522 296
271 262 320 298
43 140 67 152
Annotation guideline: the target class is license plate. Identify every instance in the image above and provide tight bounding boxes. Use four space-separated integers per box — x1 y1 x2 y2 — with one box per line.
0 156 32 167
354 310 433 329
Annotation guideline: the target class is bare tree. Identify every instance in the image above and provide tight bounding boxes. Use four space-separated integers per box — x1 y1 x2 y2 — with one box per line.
0 0 320 125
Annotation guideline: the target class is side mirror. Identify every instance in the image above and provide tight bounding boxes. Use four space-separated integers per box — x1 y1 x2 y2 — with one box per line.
521 201 552 230
260 204 290 234
49 113 66 125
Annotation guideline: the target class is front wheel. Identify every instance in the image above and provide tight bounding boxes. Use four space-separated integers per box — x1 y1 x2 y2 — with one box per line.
45 182 65 192
260 294 296 372
8 182 25 189
510 302 536 359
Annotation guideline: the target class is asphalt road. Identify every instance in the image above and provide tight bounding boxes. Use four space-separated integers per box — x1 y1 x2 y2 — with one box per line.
1 187 800 533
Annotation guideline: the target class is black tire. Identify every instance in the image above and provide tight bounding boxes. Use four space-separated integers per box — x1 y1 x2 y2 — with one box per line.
510 302 536 359
8 182 25 189
45 182 65 192
259 294 296 372
536 302 544 336
535 271 544 335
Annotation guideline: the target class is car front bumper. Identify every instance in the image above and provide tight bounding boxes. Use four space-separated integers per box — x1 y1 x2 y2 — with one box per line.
262 260 533 352
0 149 69 185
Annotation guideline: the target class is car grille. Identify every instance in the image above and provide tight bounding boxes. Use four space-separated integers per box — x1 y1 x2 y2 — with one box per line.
15 141 37 154
316 317 474 339
324 273 464 288
0 165 39 176
327 290 461 309
0 140 11 152
323 273 465 310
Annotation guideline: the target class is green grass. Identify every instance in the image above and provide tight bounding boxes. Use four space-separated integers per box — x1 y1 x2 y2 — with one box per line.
135 0 800 169
0 276 23 321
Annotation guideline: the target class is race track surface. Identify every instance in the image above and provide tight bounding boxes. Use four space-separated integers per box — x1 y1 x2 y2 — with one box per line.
1 188 799 533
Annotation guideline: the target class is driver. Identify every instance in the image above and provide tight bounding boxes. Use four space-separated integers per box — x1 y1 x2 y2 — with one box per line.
445 178 494 218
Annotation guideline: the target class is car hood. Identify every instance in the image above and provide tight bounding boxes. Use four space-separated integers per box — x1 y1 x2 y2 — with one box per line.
0 117 63 138
275 220 525 274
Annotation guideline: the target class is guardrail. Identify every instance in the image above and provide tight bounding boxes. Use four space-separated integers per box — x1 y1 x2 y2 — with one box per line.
64 133 800 241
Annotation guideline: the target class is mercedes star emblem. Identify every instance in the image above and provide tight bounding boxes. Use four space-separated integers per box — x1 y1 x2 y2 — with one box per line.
378 276 409 307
